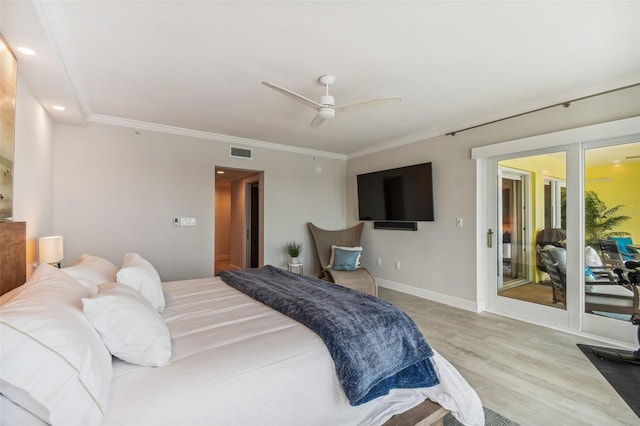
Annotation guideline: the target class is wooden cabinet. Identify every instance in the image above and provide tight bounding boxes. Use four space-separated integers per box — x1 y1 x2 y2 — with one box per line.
0 221 26 295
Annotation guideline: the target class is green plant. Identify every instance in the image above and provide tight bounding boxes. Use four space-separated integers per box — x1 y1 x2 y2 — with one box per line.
285 241 301 257
584 190 630 247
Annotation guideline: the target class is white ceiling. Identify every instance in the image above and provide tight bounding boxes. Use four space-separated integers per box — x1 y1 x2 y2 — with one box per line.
2 1 639 158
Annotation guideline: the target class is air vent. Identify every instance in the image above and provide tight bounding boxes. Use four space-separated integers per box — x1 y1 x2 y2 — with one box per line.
229 146 252 159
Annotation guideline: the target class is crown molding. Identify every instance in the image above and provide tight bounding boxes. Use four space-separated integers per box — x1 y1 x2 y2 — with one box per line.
88 114 347 160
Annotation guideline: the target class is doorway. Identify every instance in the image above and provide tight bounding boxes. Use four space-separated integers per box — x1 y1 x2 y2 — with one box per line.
499 168 531 289
214 167 263 275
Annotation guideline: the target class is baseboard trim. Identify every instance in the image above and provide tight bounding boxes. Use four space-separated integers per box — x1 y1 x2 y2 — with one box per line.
376 278 480 313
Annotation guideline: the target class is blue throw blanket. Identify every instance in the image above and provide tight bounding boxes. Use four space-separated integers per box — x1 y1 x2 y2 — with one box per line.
220 265 439 405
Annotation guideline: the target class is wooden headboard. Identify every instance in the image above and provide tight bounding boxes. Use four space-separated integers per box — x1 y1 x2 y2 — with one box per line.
0 221 26 296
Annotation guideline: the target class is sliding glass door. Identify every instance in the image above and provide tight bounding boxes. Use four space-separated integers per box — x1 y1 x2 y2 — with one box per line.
478 127 640 346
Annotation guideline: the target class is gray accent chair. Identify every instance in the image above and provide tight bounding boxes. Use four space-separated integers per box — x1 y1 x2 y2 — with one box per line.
308 223 378 296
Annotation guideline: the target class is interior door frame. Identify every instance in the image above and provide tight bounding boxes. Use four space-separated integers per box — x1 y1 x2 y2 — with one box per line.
473 117 640 347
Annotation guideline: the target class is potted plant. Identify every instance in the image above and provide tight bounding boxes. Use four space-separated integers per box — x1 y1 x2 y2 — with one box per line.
584 190 630 248
286 241 302 264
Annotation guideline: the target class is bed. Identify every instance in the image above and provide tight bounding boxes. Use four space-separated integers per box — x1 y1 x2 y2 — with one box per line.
0 246 483 425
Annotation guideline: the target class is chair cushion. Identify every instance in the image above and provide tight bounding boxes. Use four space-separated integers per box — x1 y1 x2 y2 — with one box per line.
585 246 604 267
609 237 638 257
543 245 566 274
332 247 363 271
327 245 362 269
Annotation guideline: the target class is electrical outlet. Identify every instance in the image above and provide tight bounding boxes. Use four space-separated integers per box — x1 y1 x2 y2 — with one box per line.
377 257 382 267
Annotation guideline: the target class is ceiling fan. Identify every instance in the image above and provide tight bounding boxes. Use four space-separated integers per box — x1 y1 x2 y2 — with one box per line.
261 75 401 127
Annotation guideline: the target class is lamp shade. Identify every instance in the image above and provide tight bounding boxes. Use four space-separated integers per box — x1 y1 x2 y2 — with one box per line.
39 236 64 264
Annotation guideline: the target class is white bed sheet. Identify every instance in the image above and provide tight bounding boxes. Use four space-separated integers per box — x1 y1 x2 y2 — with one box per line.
103 277 482 426
1 276 483 426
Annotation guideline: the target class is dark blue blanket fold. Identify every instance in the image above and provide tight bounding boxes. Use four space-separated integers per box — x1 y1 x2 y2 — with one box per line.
220 265 439 405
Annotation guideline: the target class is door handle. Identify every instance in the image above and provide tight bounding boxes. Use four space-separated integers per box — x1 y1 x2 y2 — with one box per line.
487 229 493 248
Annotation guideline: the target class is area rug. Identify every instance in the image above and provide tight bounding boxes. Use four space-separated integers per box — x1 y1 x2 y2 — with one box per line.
443 407 519 426
578 343 640 418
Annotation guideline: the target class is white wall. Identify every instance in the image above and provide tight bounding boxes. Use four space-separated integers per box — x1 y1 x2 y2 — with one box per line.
348 86 640 309
53 122 347 280
13 76 55 276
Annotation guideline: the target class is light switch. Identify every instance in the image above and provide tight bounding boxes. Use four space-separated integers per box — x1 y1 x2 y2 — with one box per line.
180 217 196 226
456 218 463 228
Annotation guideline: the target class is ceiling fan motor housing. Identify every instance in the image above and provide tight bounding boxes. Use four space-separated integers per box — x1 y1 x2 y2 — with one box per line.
318 107 335 119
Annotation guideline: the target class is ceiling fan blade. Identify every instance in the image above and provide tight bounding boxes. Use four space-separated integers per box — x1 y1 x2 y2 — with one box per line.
334 96 402 113
261 81 322 110
310 114 325 127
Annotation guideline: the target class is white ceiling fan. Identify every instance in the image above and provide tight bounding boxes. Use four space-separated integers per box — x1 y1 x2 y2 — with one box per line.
261 75 401 127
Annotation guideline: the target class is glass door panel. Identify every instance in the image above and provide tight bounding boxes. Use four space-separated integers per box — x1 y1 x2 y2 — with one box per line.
497 152 567 310
583 141 640 326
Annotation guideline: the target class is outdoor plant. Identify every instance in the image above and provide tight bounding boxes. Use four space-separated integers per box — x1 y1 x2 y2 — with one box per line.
285 241 302 258
584 190 630 247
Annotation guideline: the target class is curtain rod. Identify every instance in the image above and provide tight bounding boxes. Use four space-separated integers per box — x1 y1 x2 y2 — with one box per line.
445 82 640 136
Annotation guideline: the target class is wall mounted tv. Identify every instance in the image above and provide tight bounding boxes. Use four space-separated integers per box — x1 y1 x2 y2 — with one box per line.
357 162 434 222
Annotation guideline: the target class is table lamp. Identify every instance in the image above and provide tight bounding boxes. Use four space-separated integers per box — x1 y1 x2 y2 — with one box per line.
39 236 64 267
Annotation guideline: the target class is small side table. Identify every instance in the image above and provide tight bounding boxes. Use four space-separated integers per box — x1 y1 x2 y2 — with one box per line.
288 263 303 274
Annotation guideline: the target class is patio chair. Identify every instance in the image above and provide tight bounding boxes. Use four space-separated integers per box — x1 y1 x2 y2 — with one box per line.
308 222 378 296
599 239 640 269
537 248 567 304
608 237 640 261
535 228 566 273
539 246 631 312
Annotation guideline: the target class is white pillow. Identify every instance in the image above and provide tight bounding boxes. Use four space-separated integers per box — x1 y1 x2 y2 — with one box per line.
116 252 165 312
327 245 363 269
83 283 172 367
0 264 113 426
62 254 119 295
585 246 604 268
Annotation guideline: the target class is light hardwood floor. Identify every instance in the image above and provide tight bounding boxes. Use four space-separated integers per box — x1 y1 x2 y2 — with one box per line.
499 283 563 309
379 288 638 426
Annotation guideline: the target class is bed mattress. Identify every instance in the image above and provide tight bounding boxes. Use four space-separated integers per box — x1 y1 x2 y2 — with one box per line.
2 276 483 425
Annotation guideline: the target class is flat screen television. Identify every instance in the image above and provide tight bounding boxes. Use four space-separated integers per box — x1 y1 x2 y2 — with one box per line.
357 162 434 222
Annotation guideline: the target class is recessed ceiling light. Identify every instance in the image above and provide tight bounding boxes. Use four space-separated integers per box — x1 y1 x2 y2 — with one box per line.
52 105 66 111
612 160 621 164
16 47 37 56
216 171 225 174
